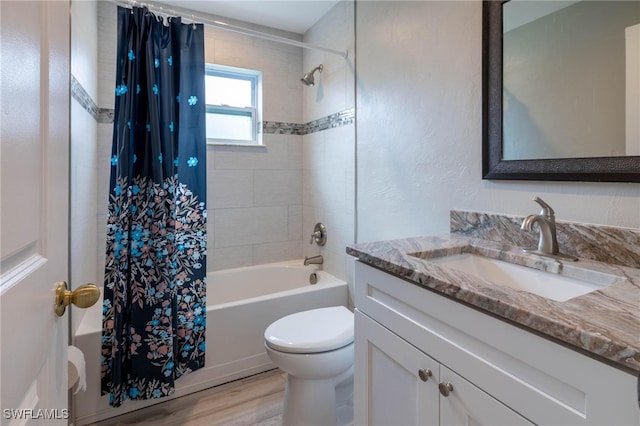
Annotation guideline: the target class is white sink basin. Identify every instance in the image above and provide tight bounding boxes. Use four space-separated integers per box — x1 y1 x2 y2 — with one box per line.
425 253 617 302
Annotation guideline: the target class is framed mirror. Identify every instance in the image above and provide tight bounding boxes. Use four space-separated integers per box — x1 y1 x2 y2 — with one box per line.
483 0 640 182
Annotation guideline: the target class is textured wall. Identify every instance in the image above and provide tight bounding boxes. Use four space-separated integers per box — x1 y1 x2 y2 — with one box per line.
356 1 640 244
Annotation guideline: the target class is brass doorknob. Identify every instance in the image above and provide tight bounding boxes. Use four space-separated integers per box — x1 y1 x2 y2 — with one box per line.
55 281 100 316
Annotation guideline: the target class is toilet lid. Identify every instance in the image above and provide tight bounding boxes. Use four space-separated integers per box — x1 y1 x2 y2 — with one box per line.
264 306 354 354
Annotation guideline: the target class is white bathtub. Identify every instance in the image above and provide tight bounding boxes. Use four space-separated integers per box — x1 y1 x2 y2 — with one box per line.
74 259 348 425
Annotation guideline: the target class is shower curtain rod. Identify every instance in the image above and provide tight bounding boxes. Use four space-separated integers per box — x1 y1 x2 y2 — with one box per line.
107 0 348 58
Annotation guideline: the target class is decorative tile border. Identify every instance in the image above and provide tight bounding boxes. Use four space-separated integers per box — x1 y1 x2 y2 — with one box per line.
262 108 355 135
302 108 355 135
71 74 98 121
97 108 115 123
74 74 355 135
262 121 305 135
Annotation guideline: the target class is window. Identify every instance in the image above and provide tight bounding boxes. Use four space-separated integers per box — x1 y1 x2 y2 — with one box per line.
205 64 262 145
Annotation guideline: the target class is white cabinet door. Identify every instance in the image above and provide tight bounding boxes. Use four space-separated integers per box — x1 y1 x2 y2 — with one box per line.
0 1 70 423
439 365 533 426
355 310 439 426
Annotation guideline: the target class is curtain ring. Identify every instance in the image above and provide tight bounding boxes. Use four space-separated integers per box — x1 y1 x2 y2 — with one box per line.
192 14 196 30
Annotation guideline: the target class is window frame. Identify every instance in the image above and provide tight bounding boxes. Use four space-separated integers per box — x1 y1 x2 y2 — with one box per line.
204 63 262 146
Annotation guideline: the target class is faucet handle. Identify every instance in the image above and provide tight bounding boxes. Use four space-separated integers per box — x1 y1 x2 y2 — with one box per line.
532 196 554 218
309 222 327 246
309 231 320 244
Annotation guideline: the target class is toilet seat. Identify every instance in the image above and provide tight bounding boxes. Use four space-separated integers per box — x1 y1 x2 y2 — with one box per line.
264 306 353 354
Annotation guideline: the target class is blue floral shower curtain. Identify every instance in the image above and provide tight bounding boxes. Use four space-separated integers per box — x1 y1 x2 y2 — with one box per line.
101 6 207 407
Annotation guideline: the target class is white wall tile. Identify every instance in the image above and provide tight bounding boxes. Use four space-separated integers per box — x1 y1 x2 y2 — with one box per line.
71 2 99 336
97 2 117 109
209 245 254 271
253 170 302 206
253 240 302 264
302 168 320 209
288 205 303 241
209 170 254 208
213 141 288 170
214 206 289 247
303 0 355 122
95 122 113 285
302 1 356 289
205 25 303 125
287 135 303 169
71 0 98 101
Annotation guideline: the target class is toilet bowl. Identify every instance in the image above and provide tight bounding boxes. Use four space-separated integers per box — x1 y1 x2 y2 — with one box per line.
264 306 354 426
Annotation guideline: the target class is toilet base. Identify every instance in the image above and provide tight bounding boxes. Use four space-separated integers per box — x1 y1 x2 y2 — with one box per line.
282 367 353 426
282 376 337 426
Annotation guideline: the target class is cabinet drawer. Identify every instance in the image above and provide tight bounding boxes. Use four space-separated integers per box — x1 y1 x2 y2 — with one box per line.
354 260 639 425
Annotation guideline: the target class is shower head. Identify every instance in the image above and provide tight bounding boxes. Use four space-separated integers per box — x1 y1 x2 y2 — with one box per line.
301 64 323 87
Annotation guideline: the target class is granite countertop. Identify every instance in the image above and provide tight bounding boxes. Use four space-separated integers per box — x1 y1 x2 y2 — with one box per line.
347 233 640 374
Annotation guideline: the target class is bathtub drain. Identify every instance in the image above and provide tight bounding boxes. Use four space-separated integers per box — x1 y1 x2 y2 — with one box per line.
309 272 318 285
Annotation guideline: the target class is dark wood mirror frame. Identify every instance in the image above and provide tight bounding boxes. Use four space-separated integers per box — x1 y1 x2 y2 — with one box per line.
482 0 640 182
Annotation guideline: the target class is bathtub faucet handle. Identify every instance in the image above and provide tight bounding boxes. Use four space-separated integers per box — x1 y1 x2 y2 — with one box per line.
309 231 321 244
309 222 327 246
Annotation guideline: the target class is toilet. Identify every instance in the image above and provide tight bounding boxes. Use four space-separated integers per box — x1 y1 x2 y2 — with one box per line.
264 306 354 426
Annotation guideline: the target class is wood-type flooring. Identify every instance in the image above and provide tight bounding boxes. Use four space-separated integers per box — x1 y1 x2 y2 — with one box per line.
90 369 285 426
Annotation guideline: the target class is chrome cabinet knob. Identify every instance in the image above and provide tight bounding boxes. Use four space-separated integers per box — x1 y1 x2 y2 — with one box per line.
418 368 432 382
438 382 454 397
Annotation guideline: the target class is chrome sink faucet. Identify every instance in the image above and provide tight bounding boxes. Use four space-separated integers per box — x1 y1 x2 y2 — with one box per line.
304 255 323 266
521 197 577 261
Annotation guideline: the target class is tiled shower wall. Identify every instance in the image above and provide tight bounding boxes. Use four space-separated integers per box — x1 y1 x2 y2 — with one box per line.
302 1 355 286
203 20 305 270
70 0 98 335
92 1 355 279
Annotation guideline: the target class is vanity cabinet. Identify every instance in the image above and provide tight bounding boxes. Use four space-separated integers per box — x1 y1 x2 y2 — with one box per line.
356 311 532 425
353 260 640 426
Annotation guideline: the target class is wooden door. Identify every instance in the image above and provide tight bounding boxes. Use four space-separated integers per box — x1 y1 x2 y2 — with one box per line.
1 1 71 423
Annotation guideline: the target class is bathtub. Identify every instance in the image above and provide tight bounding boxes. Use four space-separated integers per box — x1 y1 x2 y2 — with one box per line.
74 259 348 425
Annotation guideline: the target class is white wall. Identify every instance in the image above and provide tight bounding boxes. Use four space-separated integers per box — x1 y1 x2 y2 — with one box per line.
356 1 640 244
302 0 355 285
70 0 98 335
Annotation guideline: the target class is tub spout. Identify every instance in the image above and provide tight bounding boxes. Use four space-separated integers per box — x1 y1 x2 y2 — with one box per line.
304 255 323 266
